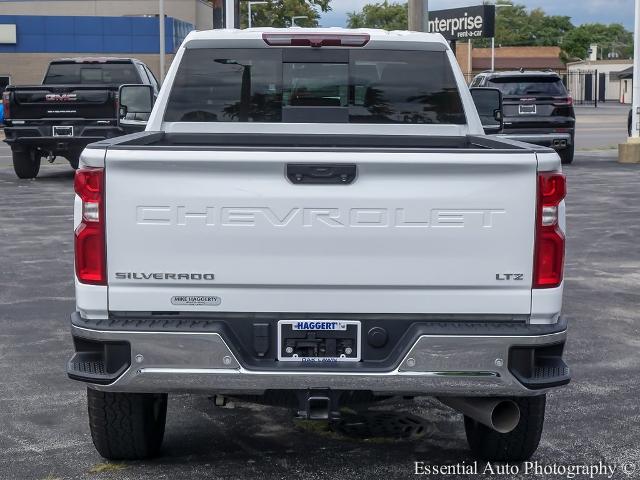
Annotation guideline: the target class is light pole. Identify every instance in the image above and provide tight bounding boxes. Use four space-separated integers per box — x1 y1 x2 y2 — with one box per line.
491 37 495 71
291 16 308 27
225 0 235 28
159 0 165 81
248 1 268 29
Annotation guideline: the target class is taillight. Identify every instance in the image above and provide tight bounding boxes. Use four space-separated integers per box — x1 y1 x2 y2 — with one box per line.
262 33 370 48
74 167 106 285
534 173 566 289
2 91 10 120
553 96 573 106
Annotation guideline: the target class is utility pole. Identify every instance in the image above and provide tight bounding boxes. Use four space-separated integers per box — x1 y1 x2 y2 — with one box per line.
408 0 423 31
408 0 429 32
159 0 165 81
424 0 429 30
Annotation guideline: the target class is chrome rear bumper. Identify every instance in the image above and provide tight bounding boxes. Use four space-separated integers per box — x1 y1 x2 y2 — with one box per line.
69 322 569 397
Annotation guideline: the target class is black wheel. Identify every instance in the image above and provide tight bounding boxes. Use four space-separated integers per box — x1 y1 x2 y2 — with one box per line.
12 149 41 179
464 395 546 462
560 143 575 165
87 388 168 460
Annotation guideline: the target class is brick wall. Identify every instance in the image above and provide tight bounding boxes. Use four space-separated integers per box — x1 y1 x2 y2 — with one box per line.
456 45 565 74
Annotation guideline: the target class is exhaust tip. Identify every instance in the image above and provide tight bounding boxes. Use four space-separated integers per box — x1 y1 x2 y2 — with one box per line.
438 397 521 434
491 400 521 433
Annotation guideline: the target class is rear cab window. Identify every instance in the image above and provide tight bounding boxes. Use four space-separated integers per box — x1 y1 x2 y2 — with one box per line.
486 76 567 96
43 62 141 85
163 48 466 124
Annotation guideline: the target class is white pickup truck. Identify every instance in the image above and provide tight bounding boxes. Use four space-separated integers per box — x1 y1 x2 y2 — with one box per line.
67 28 570 462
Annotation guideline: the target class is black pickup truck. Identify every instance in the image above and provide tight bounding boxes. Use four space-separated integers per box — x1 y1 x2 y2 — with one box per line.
2 57 159 178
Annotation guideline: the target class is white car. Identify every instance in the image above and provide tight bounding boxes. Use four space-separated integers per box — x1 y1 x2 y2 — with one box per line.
67 28 569 462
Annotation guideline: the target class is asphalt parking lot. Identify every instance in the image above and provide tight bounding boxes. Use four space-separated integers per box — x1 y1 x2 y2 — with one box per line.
574 105 629 151
1 108 639 479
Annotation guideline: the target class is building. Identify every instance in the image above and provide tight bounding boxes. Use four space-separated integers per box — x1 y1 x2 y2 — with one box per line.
0 0 216 86
456 45 566 81
566 59 634 104
612 67 633 104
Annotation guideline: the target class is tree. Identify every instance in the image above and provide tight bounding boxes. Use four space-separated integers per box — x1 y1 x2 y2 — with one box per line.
528 9 574 46
561 23 633 61
345 0 633 63
240 0 331 29
346 1 407 30
479 1 574 48
346 1 572 44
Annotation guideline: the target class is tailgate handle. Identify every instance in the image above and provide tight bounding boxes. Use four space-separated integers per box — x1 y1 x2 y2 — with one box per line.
287 164 357 185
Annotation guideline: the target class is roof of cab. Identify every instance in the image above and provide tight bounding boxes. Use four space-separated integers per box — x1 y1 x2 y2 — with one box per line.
486 70 562 78
183 27 449 47
51 57 140 64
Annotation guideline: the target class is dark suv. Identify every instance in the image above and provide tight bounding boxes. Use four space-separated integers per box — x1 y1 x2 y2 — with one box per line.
471 70 576 164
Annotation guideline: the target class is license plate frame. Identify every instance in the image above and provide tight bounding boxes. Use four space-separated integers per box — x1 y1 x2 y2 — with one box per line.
277 320 361 363
519 104 537 115
53 125 74 137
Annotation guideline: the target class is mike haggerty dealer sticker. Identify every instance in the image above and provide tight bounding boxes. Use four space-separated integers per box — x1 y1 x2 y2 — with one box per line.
171 296 221 306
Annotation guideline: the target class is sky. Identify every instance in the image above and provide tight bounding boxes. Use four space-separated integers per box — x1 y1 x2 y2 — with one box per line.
320 0 635 29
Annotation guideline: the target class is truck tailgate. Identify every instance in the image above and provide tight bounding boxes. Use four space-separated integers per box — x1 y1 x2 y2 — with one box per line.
105 148 537 315
11 86 116 119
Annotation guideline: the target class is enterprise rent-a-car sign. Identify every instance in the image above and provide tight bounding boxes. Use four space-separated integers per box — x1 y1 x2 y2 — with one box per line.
428 5 496 41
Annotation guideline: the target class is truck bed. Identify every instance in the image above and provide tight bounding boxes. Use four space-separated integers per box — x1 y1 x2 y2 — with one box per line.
89 131 553 152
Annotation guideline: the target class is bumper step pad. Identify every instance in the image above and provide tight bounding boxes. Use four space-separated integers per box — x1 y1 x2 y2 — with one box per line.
509 344 571 389
67 340 130 385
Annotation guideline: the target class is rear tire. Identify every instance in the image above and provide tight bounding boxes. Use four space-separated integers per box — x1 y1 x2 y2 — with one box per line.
560 144 574 165
87 388 168 460
12 149 41 179
464 395 546 462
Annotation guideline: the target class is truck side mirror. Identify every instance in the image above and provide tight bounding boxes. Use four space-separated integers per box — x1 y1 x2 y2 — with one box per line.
470 87 503 135
118 84 155 132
